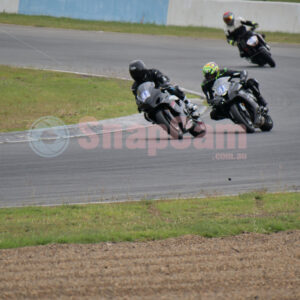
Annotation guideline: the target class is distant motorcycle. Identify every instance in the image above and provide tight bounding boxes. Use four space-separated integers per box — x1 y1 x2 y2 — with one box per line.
136 82 206 139
212 77 273 133
237 27 275 68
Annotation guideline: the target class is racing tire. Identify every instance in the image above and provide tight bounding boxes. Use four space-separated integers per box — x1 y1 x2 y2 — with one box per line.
260 48 276 68
189 121 206 138
260 115 273 132
230 103 255 133
155 109 183 139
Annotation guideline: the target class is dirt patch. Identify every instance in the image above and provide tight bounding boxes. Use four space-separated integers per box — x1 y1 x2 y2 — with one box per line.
0 231 299 300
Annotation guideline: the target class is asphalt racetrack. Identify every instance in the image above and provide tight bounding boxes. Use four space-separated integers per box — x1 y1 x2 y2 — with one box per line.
0 25 299 207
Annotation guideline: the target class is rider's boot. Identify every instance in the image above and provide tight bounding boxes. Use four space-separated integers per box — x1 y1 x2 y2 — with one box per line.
257 96 269 114
257 95 267 106
247 80 269 113
186 102 200 119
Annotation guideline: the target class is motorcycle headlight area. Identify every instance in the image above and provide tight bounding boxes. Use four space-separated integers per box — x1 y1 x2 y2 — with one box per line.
247 36 259 46
137 90 151 103
216 84 228 96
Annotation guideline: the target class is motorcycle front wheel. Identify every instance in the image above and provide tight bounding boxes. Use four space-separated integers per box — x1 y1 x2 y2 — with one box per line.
259 48 276 68
229 103 255 133
155 109 183 139
189 120 206 138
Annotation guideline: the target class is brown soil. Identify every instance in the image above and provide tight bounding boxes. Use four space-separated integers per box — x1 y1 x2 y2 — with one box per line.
0 231 299 300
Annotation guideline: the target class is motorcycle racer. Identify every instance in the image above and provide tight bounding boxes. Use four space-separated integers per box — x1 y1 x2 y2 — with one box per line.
129 60 199 119
201 62 268 120
223 11 269 57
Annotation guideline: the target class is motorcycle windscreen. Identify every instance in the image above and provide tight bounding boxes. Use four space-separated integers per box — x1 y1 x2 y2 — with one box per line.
246 35 259 47
212 77 231 96
136 81 155 105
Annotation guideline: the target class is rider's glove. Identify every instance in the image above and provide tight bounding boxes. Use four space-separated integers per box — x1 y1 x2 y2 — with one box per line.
158 75 170 89
227 39 235 46
211 98 218 107
168 85 185 100
212 97 225 107
160 82 170 90
183 97 190 104
174 85 185 99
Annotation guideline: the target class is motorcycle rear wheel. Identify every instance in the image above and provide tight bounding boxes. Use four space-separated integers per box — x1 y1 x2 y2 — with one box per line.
260 115 273 132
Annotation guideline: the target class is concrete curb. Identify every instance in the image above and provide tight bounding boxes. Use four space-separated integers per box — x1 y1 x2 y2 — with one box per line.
0 106 208 144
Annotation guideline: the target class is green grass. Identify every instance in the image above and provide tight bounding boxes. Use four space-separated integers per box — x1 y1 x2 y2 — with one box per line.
0 192 299 249
0 65 136 132
251 0 300 2
0 13 299 44
0 65 200 132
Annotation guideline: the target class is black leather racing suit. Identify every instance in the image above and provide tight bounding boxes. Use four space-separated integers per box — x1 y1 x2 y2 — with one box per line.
131 69 185 103
131 68 200 121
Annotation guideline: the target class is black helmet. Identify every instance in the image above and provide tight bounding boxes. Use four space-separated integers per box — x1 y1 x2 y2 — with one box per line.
129 60 146 82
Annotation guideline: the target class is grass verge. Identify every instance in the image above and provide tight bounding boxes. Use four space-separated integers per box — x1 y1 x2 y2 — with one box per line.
0 65 200 132
0 192 299 249
0 13 299 44
250 0 300 2
0 65 136 132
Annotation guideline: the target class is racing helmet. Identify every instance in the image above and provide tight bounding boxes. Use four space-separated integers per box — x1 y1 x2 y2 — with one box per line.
129 60 147 82
202 62 220 81
223 11 234 26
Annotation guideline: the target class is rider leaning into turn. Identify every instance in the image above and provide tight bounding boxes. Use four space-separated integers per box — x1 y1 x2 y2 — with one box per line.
129 60 199 119
223 11 268 57
201 62 268 120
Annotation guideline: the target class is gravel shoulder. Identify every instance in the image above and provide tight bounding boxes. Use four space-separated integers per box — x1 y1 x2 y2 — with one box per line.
1 231 299 300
